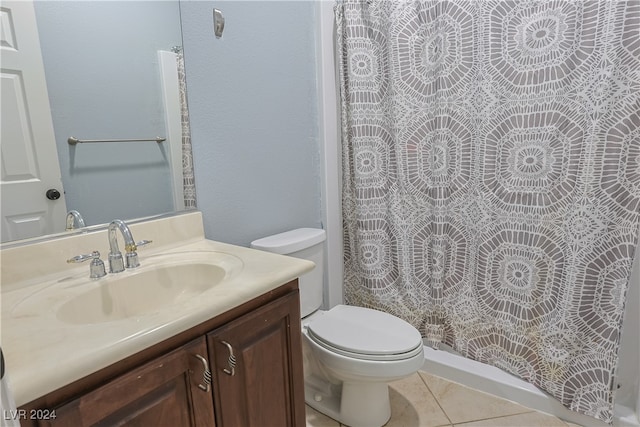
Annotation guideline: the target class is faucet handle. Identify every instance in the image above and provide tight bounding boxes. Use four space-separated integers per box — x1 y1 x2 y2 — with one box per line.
136 239 153 249
67 251 99 264
124 240 152 269
67 251 107 279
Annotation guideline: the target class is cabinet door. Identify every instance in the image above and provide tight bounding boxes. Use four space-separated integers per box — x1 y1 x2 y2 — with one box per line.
43 337 215 427
207 291 305 427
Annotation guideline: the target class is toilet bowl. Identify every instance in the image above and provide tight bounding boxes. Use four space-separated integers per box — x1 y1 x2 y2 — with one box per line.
302 305 424 427
251 229 424 427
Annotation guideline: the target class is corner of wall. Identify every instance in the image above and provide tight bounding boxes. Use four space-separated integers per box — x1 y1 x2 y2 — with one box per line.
316 0 343 309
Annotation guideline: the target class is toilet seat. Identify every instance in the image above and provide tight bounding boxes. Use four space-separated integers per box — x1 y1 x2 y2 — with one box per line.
306 305 423 362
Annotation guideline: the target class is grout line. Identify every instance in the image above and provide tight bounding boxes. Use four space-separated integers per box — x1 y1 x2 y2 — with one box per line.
418 371 454 425
451 409 547 426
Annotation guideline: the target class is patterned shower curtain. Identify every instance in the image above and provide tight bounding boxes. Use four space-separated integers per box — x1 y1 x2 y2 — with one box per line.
337 0 640 423
175 48 197 209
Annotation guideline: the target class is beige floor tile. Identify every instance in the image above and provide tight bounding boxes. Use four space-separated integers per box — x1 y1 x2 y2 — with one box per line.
564 423 583 427
386 373 452 427
453 411 570 426
419 372 532 424
306 405 340 427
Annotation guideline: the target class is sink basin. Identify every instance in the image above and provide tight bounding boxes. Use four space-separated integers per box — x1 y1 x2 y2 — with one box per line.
12 251 244 324
58 263 227 324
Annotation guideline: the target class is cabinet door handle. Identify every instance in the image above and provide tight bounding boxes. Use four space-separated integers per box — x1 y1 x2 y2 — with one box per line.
221 341 237 376
191 354 212 392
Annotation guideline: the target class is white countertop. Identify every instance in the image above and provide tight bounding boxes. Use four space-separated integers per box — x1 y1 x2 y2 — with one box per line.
0 212 314 406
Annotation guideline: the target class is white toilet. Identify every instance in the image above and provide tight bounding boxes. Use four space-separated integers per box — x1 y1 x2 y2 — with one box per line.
251 228 424 427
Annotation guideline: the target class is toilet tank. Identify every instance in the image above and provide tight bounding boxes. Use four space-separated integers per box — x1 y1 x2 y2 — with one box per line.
250 228 326 317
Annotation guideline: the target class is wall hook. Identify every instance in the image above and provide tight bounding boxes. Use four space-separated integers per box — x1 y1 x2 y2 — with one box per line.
213 8 225 39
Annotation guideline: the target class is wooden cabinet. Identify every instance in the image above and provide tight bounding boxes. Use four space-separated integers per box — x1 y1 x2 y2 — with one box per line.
42 338 215 427
20 282 305 427
208 290 305 427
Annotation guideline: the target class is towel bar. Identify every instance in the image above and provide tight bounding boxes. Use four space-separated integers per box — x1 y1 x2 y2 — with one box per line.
68 136 165 145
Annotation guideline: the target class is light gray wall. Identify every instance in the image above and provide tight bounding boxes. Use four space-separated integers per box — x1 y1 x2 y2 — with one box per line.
180 0 322 246
35 1 182 226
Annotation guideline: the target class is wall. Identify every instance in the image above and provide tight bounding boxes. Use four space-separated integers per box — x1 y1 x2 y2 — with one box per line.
34 1 181 226
180 0 322 246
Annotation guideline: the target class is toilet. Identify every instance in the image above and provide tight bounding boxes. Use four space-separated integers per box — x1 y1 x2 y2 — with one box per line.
251 228 424 427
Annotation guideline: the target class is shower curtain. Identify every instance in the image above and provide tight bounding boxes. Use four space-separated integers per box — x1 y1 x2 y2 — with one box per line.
176 49 197 209
337 0 640 423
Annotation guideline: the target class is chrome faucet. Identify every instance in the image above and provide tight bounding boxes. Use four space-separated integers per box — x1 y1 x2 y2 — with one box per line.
107 219 151 273
65 210 85 231
64 220 151 277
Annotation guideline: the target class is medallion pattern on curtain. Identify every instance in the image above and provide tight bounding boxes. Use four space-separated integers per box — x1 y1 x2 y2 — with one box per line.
336 0 640 422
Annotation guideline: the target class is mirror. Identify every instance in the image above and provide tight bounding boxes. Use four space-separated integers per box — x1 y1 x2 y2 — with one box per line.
0 1 190 243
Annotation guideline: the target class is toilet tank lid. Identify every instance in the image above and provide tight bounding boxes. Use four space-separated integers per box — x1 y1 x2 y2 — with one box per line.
250 228 326 255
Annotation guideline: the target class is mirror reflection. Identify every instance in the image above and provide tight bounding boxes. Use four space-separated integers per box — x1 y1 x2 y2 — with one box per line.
0 1 192 243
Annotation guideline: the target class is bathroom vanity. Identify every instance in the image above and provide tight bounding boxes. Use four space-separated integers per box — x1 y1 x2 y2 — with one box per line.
19 282 303 426
0 212 314 427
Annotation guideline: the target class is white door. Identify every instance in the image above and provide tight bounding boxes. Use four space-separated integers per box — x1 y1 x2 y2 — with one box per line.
1 0 67 243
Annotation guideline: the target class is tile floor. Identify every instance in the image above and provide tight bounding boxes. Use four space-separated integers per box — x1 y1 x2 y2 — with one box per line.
305 371 583 427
